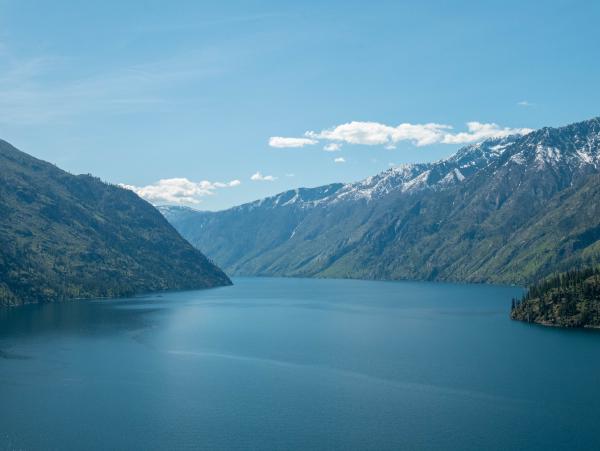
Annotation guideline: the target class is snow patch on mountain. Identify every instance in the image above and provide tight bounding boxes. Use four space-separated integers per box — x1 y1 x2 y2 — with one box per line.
185 119 600 216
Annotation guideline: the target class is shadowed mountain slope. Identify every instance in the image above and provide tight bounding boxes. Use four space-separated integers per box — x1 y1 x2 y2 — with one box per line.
0 140 231 306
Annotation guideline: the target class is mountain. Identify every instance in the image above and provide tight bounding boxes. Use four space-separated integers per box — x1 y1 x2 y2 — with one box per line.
161 117 600 285
0 139 231 306
511 266 600 327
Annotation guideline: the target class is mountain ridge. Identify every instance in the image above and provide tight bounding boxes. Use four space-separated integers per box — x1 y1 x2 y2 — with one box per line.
0 139 231 306
161 116 600 285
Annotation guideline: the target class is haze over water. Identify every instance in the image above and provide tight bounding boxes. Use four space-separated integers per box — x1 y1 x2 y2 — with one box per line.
1 277 599 450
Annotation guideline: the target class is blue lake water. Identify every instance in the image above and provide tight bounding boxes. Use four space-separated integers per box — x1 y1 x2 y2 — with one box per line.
1 277 599 450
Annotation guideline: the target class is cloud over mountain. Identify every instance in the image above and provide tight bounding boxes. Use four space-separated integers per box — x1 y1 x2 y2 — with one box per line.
268 137 318 148
250 171 277 181
121 177 240 205
324 143 342 152
270 120 533 150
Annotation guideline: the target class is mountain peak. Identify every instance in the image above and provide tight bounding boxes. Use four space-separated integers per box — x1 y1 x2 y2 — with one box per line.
161 115 600 286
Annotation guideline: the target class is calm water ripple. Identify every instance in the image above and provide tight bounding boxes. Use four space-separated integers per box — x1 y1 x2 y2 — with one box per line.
1 277 599 450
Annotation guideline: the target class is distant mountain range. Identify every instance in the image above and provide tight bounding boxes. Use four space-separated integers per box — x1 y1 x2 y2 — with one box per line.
0 140 231 306
161 117 600 285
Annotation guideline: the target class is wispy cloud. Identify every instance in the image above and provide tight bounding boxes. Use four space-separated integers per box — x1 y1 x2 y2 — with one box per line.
270 120 533 150
323 142 342 152
517 100 534 107
440 122 533 144
120 177 240 205
268 136 318 148
250 171 277 181
334 157 346 163
0 47 229 125
130 12 288 37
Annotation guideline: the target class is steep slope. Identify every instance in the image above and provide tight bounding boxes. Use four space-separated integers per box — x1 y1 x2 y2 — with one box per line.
162 117 600 285
159 137 515 273
0 139 231 306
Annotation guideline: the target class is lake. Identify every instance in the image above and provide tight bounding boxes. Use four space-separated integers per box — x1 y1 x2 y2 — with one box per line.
1 277 599 450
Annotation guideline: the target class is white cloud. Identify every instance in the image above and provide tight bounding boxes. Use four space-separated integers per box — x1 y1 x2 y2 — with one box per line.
517 100 533 107
306 121 451 147
441 122 533 144
285 173 295 177
323 142 342 152
334 157 346 163
120 177 240 205
268 136 318 148
250 171 277 181
300 120 533 148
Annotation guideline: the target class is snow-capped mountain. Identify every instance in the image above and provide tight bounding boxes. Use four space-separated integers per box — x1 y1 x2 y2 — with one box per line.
162 116 600 285
171 136 517 216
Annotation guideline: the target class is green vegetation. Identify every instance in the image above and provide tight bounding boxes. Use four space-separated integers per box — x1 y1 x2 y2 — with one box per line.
163 118 600 286
511 267 600 328
0 139 231 306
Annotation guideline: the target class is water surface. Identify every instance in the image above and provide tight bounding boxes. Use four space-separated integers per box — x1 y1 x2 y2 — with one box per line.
1 277 598 450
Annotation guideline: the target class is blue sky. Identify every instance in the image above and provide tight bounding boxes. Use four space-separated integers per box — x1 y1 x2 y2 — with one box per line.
1 0 599 210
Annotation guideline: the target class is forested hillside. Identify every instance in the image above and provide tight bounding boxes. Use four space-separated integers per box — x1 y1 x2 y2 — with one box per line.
0 139 231 306
511 267 600 327
161 117 600 285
